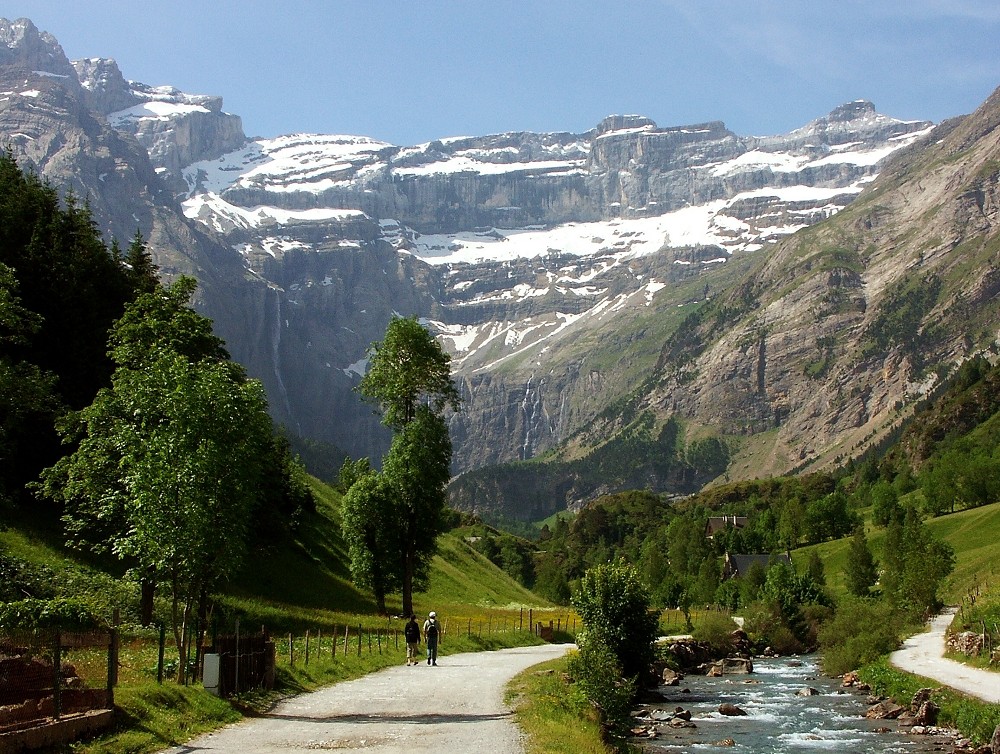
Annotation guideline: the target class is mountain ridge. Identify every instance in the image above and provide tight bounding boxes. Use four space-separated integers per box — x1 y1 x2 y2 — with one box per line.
6 16 994 521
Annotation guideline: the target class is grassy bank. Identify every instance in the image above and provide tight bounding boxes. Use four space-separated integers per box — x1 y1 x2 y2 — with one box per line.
506 654 619 754
859 658 1000 745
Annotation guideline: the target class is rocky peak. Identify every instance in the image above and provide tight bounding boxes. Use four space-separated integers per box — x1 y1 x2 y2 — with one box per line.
827 100 878 122
72 57 137 114
0 17 78 81
596 114 657 135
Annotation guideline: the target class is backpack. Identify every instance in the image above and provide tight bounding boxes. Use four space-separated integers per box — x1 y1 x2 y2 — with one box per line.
426 620 438 640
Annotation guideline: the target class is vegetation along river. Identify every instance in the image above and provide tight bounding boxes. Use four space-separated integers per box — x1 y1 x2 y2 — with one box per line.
642 655 955 753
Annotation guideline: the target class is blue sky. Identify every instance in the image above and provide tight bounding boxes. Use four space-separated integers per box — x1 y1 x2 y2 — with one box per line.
9 1 1000 146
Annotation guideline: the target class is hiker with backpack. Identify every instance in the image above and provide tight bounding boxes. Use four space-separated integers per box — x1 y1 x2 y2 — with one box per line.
423 611 440 665
404 614 421 666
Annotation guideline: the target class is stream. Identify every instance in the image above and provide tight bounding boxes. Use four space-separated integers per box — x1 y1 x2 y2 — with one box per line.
641 655 957 753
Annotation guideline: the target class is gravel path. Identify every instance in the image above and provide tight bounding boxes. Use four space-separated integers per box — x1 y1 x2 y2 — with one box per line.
890 606 1000 703
161 643 572 753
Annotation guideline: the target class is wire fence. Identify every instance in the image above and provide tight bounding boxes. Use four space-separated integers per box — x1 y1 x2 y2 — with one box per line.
0 629 114 735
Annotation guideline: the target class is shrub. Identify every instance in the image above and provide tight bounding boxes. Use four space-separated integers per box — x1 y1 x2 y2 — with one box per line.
0 597 100 631
567 632 636 740
692 611 737 657
741 602 808 655
817 598 904 675
571 560 658 682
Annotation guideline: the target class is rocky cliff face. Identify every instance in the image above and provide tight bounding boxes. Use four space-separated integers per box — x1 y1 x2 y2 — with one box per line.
644 88 1000 480
0 18 272 424
6 16 976 515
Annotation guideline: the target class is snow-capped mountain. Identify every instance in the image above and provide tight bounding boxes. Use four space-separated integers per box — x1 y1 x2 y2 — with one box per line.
4 17 956 502
132 91 930 471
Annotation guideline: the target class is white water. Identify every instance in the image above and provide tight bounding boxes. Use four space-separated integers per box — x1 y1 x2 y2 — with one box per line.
644 656 954 753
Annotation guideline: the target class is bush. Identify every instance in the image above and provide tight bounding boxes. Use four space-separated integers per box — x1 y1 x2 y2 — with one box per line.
692 611 737 657
571 560 658 682
741 602 808 655
817 598 905 675
0 597 100 631
567 632 636 740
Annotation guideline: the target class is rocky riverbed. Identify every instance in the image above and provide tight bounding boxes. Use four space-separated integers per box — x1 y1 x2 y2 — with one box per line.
632 655 971 753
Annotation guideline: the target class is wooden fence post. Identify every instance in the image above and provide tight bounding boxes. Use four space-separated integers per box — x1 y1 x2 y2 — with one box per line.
305 630 311 665
288 633 294 666
357 624 362 656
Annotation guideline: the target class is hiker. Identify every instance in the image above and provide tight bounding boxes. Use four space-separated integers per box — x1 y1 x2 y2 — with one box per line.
423 611 440 665
404 614 421 666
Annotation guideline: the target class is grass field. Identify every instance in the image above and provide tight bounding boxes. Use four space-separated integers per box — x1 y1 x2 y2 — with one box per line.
793 501 1000 604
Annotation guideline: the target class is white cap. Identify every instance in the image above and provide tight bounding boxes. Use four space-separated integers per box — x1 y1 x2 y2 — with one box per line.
429 611 436 618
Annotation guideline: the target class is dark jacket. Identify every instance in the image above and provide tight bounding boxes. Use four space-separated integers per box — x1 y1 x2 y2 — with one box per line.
404 620 421 643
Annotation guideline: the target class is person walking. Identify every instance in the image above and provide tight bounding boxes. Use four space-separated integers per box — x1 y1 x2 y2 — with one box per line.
404 614 421 666
423 611 440 665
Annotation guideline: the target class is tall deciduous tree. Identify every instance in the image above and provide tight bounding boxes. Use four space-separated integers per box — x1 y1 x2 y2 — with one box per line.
340 469 400 614
382 406 452 615
40 278 274 681
347 316 460 615
358 316 460 430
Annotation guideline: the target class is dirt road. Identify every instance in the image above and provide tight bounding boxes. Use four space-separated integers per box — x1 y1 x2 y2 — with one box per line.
890 607 1000 703
161 643 572 753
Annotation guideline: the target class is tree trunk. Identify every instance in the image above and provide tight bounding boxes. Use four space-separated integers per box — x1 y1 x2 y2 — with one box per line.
402 550 414 618
140 578 156 627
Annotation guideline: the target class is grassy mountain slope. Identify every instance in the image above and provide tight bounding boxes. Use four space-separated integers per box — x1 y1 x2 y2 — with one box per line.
794 501 1000 604
0 476 548 635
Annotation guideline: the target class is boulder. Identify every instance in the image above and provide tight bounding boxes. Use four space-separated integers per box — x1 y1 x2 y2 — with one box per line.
714 739 736 747
718 703 748 717
865 701 905 720
721 657 754 673
842 671 860 687
913 700 939 727
796 687 820 697
662 668 682 686
909 687 933 711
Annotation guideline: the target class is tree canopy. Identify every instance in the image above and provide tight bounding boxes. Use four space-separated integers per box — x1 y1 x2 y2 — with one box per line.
344 316 459 615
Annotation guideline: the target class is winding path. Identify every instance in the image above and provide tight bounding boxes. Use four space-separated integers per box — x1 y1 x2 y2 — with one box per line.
161 643 572 754
890 606 1000 703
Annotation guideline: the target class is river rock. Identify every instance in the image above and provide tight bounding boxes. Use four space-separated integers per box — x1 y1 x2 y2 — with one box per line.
796 687 820 696
990 723 1000 753
909 687 933 711
913 700 939 726
842 671 860 687
714 739 736 747
722 657 754 673
662 668 682 686
673 707 692 721
669 717 697 728
719 703 748 716
865 700 905 720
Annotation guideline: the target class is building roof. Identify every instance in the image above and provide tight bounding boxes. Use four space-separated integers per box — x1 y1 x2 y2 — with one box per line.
723 552 791 579
705 515 748 537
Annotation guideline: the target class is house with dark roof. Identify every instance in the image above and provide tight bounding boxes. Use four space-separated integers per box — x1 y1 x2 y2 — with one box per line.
722 552 792 580
705 515 748 539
